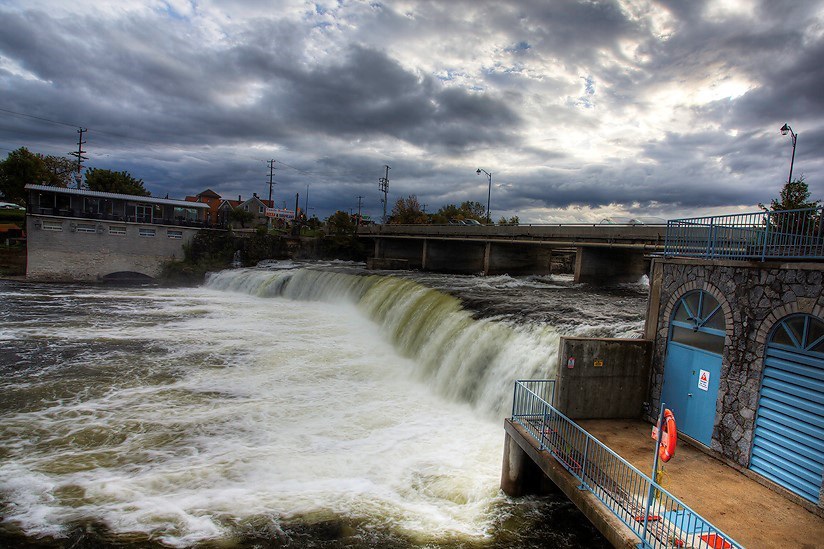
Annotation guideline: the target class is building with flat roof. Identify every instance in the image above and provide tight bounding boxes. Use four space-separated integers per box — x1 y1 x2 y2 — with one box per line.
25 184 212 281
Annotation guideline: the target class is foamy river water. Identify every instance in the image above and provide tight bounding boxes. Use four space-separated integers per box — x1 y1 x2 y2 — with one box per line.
0 262 648 547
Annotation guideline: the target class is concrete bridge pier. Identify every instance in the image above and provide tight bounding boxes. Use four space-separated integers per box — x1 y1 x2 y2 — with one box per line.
372 238 424 269
486 243 552 276
574 246 646 285
425 240 486 273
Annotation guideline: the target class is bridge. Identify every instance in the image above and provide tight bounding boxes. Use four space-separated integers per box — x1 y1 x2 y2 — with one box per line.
357 223 666 283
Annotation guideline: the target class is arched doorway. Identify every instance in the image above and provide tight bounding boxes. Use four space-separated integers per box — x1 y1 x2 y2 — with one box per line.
750 314 824 503
661 290 726 446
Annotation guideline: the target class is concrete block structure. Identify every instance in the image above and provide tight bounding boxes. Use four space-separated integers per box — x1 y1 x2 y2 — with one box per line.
554 337 652 419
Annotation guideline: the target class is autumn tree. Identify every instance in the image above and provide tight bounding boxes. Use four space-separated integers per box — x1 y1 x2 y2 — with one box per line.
390 195 428 224
85 168 150 196
432 201 487 224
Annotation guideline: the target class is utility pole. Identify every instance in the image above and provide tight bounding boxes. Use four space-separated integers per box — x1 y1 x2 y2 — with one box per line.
266 159 275 229
379 165 390 224
69 127 87 189
356 195 364 226
295 192 300 232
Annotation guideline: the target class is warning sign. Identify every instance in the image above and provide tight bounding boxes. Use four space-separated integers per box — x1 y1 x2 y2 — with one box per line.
698 369 710 391
593 359 604 367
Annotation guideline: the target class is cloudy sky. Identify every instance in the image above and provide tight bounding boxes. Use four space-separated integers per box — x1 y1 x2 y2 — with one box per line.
1 0 822 223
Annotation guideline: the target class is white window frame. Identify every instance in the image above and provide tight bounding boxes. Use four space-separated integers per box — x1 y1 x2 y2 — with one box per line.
42 221 63 231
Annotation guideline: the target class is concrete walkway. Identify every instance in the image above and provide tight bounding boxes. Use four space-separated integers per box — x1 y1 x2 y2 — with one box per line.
577 419 824 549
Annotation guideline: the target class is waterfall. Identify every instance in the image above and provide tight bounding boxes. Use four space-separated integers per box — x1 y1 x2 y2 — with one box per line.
205 268 561 417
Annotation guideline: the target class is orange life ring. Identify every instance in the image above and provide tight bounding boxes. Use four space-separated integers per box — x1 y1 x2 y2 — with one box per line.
659 409 677 462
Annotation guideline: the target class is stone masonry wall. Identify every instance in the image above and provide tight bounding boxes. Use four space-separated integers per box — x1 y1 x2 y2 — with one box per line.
648 259 824 467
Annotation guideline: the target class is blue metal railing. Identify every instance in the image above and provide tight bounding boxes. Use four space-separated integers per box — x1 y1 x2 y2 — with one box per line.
512 380 742 549
665 207 823 260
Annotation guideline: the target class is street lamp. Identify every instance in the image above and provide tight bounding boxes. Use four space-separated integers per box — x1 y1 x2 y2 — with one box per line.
780 123 798 184
476 168 492 224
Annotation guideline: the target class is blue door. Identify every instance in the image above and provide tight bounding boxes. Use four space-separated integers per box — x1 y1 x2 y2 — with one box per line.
661 290 725 447
750 314 824 503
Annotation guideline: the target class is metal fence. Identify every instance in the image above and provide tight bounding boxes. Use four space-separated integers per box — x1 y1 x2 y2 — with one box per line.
512 380 742 549
665 207 823 261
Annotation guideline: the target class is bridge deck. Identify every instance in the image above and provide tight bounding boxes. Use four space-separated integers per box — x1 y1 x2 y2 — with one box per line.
358 223 666 248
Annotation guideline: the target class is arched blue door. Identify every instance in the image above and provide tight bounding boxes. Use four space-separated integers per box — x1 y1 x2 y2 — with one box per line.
750 314 824 503
661 290 725 446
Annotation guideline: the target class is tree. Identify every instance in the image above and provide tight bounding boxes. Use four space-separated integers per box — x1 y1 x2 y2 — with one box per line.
228 207 255 228
762 177 820 212
459 200 486 220
42 156 77 187
390 195 428 224
760 177 821 237
432 201 487 224
0 147 74 204
498 215 520 226
85 168 150 196
325 210 356 236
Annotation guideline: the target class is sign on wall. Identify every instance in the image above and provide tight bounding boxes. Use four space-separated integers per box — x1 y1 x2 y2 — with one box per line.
698 369 710 391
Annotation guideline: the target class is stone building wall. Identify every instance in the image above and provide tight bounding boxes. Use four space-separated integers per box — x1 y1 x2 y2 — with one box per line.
647 258 824 467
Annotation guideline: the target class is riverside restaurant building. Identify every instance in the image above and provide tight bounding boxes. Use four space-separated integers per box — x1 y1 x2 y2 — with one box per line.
24 184 211 281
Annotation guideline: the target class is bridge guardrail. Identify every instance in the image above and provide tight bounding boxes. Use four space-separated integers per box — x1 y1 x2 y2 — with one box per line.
665 207 823 261
512 380 742 549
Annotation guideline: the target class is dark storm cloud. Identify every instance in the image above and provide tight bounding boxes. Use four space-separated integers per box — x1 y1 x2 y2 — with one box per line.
0 0 822 220
273 45 521 150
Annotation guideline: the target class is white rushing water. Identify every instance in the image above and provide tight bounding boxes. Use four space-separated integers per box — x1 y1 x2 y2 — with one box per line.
0 268 642 547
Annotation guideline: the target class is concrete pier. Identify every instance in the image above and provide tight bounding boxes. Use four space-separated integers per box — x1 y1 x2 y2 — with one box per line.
502 419 641 549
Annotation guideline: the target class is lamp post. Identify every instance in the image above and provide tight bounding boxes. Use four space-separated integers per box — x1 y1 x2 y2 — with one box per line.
780 123 798 184
476 168 492 224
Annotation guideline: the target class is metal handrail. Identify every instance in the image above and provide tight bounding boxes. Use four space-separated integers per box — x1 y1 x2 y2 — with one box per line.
665 207 823 261
512 380 743 549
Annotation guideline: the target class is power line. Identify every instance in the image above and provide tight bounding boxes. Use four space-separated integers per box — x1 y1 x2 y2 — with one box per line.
0 107 79 129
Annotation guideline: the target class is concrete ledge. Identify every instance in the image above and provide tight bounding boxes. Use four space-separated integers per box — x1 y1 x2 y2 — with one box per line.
503 419 639 549
365 257 409 270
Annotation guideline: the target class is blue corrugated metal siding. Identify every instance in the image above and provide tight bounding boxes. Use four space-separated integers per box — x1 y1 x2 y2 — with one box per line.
750 344 824 503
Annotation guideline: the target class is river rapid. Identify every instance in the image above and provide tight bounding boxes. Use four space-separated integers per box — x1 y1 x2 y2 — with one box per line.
0 262 648 548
